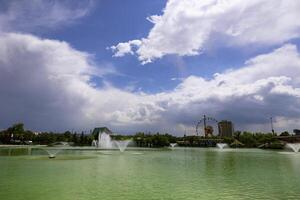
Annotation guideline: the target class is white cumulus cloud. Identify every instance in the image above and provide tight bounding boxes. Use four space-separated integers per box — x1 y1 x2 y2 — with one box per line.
110 40 141 57
1 0 299 134
111 0 300 63
1 32 300 134
0 33 118 131
110 43 300 134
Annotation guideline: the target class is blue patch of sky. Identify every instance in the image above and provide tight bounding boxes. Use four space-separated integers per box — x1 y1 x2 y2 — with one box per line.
40 0 300 94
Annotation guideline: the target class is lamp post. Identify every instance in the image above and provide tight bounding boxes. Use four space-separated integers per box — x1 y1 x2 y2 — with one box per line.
270 117 275 135
203 115 207 137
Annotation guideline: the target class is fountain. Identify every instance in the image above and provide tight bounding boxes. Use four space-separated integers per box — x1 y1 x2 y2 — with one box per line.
43 149 62 159
170 143 177 148
91 140 98 147
98 132 113 149
286 143 300 153
42 142 69 158
216 143 228 149
93 132 131 152
114 140 132 152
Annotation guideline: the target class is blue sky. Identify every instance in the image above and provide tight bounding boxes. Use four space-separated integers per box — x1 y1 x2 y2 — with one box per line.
37 0 300 93
40 0 256 92
44 0 169 92
1 0 300 135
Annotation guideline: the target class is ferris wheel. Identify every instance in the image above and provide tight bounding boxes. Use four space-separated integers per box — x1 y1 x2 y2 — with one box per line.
196 115 218 137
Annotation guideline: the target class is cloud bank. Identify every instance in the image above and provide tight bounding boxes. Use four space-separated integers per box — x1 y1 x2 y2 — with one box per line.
1 33 300 134
0 0 93 33
111 0 300 63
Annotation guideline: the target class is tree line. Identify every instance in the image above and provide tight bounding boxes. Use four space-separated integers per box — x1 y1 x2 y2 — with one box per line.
0 123 296 148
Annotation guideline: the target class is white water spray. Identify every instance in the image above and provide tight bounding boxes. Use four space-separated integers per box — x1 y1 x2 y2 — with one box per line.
170 143 177 148
43 149 62 158
114 140 132 152
286 143 300 153
92 132 131 152
216 143 228 149
98 132 113 149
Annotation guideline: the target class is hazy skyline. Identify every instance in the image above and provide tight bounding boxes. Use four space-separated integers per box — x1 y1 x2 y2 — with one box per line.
1 0 300 135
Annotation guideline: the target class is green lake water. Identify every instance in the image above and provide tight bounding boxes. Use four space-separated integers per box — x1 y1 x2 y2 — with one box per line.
0 148 299 200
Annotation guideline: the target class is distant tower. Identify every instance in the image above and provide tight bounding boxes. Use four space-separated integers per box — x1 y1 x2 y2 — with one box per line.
218 120 234 137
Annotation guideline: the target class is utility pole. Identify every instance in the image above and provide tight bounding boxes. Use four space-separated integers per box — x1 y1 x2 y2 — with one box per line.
203 115 207 137
270 117 275 135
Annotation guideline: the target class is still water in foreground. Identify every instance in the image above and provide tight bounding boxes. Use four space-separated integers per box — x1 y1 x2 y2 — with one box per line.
0 148 299 200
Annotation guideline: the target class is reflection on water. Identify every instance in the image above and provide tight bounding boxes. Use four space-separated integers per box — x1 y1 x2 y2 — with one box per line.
24 155 97 160
0 147 33 156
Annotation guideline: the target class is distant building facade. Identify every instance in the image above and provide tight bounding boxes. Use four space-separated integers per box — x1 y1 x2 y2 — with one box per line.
293 129 300 136
218 120 234 137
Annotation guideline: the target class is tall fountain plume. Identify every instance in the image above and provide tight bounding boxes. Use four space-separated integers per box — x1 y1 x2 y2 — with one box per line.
93 132 131 152
286 143 300 153
98 132 113 149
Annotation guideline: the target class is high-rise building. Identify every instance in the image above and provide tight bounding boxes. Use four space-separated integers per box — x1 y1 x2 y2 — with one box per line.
218 120 234 137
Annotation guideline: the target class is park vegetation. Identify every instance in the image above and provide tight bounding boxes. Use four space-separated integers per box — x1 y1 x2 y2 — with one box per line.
0 123 296 149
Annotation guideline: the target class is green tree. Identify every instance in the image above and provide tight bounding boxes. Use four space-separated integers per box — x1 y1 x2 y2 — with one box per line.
280 131 290 136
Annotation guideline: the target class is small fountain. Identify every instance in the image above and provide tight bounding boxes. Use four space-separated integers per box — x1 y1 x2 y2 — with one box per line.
286 143 300 153
170 143 177 148
217 143 228 149
42 142 69 159
91 140 98 147
114 140 132 152
43 149 62 159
